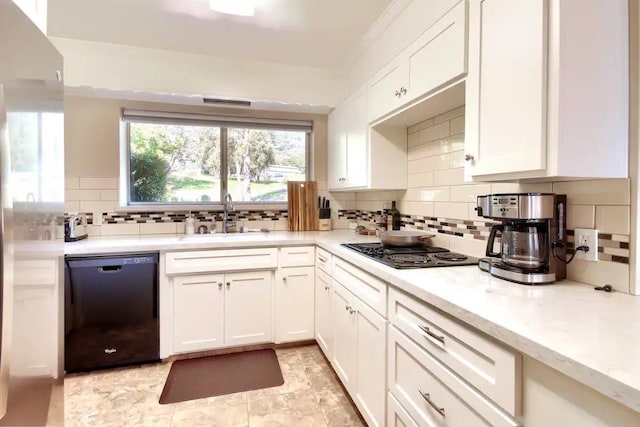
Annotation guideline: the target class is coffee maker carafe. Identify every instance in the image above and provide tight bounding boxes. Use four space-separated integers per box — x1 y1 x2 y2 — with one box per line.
476 193 566 284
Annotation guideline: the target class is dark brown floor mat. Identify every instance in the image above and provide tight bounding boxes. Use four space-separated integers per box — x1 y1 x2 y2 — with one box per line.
159 349 284 404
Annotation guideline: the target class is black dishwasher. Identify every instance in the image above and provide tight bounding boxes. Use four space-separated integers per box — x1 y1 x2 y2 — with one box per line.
65 253 159 373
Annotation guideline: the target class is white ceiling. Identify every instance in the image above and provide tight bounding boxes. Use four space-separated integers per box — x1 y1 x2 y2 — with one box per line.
47 0 393 69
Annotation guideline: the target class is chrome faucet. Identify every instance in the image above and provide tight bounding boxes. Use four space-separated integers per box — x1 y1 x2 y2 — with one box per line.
222 193 235 233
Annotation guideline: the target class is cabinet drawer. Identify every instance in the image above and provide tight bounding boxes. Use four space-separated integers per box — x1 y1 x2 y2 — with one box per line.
15 259 57 286
388 392 418 427
388 287 520 415
389 326 519 427
333 257 387 316
279 246 315 267
165 248 278 275
315 247 332 274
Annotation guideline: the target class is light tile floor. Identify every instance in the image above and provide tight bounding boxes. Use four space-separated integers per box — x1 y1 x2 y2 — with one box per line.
65 345 366 427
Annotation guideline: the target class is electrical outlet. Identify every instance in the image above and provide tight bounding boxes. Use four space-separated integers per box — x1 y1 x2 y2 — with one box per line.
574 228 598 262
349 222 358 230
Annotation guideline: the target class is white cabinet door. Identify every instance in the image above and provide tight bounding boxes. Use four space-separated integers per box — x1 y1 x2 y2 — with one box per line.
465 0 547 177
275 266 314 343
367 55 409 123
331 280 357 392
328 103 348 189
406 1 467 102
353 297 387 427
173 274 225 353
12 287 53 376
346 87 368 188
315 268 333 358
225 270 273 346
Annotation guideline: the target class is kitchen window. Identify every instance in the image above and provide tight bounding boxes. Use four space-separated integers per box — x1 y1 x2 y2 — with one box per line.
121 109 311 206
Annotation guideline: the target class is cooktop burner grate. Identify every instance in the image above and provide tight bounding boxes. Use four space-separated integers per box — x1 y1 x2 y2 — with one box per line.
341 242 478 269
433 252 468 261
387 254 431 264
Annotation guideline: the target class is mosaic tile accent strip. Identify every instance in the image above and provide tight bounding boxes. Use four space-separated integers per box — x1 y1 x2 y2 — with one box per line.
340 209 631 265
100 210 288 224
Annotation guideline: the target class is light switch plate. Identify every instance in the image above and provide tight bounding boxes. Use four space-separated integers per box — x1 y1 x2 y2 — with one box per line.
574 228 598 262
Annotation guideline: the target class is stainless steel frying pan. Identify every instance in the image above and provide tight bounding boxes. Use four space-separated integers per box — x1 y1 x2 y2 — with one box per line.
380 230 435 247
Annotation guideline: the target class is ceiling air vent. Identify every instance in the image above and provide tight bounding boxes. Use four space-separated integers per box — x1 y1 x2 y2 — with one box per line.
203 97 251 107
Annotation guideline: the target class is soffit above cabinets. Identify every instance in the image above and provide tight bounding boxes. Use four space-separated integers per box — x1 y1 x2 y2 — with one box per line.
47 0 392 69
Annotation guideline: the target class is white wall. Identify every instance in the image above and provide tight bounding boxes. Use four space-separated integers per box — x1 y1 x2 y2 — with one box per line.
51 37 343 108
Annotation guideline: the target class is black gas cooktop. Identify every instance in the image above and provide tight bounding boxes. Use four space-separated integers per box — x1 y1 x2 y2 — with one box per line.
342 243 478 269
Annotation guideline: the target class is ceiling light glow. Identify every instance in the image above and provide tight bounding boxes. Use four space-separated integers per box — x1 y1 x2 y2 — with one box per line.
209 0 255 16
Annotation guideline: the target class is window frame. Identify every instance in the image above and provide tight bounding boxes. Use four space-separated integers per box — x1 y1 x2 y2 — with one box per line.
119 110 312 210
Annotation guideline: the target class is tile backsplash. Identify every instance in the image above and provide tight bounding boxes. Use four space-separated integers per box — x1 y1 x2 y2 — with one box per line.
64 177 356 236
351 106 632 293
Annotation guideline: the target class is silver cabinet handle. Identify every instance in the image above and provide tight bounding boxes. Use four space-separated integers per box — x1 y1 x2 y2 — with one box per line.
419 390 445 417
226 282 231 288
395 90 401 97
400 86 407 95
324 286 330 291
218 282 223 289
464 154 475 161
345 305 350 311
418 325 445 345
318 256 327 262
283 276 287 283
349 308 356 314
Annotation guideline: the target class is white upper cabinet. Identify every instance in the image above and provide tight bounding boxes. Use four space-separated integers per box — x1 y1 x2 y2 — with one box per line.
465 0 547 177
405 1 467 105
328 86 407 191
345 88 368 188
367 1 468 124
327 102 348 190
367 55 409 124
465 0 629 181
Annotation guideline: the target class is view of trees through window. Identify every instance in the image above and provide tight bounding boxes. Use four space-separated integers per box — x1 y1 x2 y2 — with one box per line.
129 122 307 203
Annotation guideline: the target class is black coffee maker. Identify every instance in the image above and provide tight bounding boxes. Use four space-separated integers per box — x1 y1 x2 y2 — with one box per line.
475 193 567 285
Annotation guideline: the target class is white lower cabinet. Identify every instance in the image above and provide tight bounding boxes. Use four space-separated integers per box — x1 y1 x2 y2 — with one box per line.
172 270 273 353
173 274 224 353
275 266 314 343
314 267 333 358
225 270 273 346
388 287 520 415
389 326 519 427
12 287 54 376
353 297 387 427
331 281 357 390
331 279 387 427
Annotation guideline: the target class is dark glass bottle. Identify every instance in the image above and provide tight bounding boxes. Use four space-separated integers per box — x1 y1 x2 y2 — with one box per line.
390 201 401 230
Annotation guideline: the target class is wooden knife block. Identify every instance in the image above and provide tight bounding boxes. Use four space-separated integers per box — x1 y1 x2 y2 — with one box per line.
287 181 319 231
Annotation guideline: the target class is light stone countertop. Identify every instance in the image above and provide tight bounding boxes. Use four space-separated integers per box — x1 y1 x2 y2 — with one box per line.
64 230 640 413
